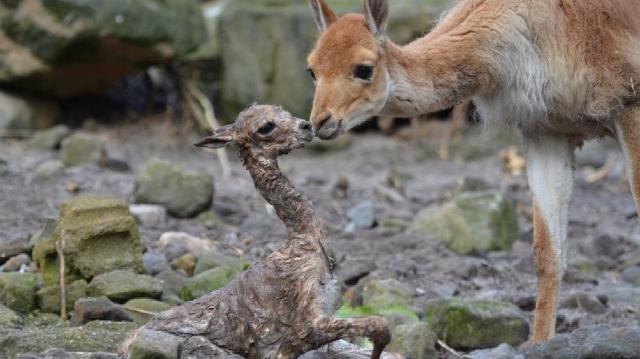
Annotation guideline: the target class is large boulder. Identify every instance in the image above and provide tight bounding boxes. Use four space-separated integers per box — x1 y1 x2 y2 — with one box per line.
215 0 451 121
412 190 519 255
0 272 38 313
133 158 214 218
425 298 530 350
0 0 206 97
32 196 143 287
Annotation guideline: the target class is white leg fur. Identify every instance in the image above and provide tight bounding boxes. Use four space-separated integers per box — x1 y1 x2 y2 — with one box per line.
523 134 575 341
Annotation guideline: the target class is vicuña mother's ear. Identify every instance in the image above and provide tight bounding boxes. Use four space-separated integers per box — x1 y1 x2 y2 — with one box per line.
195 124 236 149
364 0 388 41
309 0 338 32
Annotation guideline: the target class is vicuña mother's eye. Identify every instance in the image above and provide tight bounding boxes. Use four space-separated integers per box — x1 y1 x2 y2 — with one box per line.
307 67 316 81
258 122 276 135
354 65 373 81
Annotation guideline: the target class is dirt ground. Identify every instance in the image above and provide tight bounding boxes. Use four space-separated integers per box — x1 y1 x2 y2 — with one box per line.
2 115 640 350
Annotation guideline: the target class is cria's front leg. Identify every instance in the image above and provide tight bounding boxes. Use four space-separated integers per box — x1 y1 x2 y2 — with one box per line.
311 316 391 359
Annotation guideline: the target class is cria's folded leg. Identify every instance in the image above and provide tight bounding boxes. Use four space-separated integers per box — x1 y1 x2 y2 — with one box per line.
178 336 232 359
311 316 391 359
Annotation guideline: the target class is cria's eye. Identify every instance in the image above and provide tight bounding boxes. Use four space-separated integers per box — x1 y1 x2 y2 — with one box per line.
257 122 276 135
354 65 373 81
307 67 316 81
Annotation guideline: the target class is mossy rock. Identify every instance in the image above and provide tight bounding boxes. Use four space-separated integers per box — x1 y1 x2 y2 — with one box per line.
127 329 182 359
122 298 174 325
425 298 530 350
362 278 414 311
0 304 23 328
192 251 248 276
133 158 214 218
0 272 38 313
36 279 87 315
387 322 437 359
412 190 519 255
0 320 138 358
59 132 106 167
32 196 143 287
86 270 162 303
182 265 243 301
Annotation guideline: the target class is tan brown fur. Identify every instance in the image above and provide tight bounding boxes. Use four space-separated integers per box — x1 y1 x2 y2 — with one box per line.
307 0 640 344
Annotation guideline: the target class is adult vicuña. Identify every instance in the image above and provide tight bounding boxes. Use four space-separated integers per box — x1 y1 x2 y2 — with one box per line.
305 0 640 344
119 104 392 359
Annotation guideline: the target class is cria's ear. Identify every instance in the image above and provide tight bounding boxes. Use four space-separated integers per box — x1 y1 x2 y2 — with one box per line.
309 0 338 33
195 124 236 149
364 0 388 41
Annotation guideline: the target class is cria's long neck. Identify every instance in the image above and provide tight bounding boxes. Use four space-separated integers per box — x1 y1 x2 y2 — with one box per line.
379 35 494 118
241 155 324 240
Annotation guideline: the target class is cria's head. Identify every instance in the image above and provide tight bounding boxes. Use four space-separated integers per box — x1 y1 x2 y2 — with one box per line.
195 104 314 159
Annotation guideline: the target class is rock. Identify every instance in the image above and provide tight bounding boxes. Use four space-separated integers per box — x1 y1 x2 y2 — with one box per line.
0 237 32 265
32 196 143 287
69 353 118 359
142 252 171 276
178 335 234 358
0 0 206 97
298 350 331 359
412 190 519 255
122 298 174 325
196 210 224 230
332 173 350 199
36 279 87 315
171 253 197 277
591 234 624 259
15 354 42 359
425 298 530 350
129 204 168 227
0 321 138 358
0 91 56 131
59 132 106 167
362 278 414 311
434 284 458 298
217 0 447 120
374 185 405 204
182 265 244 301
344 200 376 233
523 324 640 359
192 250 247 276
155 270 187 306
1 253 31 272
560 291 607 314
33 159 65 182
465 343 524 359
386 322 437 359
157 232 215 261
0 272 38 313
42 348 73 359
70 296 133 326
133 158 214 218
622 266 640 286
127 329 182 359
335 258 377 286
86 270 163 302
0 303 23 327
26 124 71 150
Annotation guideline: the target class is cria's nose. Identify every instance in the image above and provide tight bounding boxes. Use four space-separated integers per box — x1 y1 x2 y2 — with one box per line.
299 121 312 131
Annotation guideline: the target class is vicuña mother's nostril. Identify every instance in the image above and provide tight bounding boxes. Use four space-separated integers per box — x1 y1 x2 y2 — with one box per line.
316 114 332 130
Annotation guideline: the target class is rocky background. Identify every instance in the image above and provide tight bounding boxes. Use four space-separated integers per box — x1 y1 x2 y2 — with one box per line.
1 1 640 359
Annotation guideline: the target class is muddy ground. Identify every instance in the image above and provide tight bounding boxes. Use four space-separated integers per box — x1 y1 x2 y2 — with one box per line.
1 115 640 353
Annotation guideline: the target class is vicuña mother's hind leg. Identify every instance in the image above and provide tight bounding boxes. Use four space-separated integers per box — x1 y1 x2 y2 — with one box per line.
523 134 575 343
311 316 391 359
616 106 640 214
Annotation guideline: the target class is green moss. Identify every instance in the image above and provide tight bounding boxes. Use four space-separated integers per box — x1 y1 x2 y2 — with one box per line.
0 273 39 313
